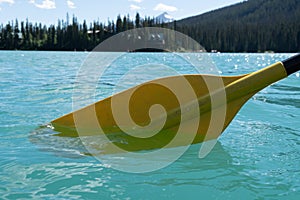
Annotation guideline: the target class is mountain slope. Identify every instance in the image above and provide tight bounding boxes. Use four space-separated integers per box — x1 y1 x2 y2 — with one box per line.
176 0 300 52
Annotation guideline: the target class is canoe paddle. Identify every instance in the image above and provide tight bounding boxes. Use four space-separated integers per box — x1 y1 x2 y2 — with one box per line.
50 54 300 153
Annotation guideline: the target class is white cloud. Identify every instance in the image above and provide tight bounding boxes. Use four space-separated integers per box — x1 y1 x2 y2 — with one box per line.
154 3 178 12
129 0 143 3
0 0 14 4
130 4 141 11
0 0 14 11
67 0 75 9
29 0 56 9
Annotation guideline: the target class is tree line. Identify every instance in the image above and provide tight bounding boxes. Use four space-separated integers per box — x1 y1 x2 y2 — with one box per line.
0 13 167 51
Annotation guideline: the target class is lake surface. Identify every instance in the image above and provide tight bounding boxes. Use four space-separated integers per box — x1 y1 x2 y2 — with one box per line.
0 51 299 199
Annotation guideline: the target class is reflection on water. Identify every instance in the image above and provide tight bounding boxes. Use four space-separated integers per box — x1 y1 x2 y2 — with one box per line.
29 126 231 163
29 127 87 159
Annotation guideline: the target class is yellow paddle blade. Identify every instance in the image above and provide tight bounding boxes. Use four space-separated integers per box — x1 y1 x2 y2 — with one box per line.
50 61 287 153
51 74 245 136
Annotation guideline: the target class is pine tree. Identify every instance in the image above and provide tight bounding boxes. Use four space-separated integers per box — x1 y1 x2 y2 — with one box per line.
116 15 122 33
13 19 19 49
135 13 141 28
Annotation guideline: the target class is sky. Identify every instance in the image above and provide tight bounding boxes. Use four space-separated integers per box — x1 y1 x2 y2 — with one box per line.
0 0 243 25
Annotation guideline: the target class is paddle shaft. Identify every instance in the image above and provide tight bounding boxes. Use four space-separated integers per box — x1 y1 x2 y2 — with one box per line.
282 54 300 75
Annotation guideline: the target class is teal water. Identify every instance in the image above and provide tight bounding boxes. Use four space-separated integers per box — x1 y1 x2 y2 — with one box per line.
0 51 299 199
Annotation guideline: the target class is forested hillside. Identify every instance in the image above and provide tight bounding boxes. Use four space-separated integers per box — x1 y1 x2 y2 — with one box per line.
0 0 299 52
176 0 300 52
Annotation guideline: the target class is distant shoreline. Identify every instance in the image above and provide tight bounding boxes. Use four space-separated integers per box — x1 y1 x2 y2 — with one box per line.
0 49 298 53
